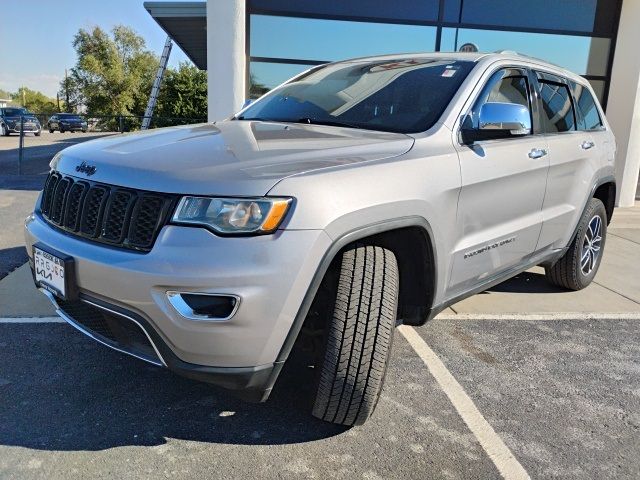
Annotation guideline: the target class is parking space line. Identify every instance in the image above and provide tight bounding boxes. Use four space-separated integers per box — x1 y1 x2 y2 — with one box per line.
434 312 640 321
0 316 64 323
398 325 530 480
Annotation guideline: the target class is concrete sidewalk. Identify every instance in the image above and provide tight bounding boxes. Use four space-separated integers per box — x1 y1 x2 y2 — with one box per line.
1 203 638 319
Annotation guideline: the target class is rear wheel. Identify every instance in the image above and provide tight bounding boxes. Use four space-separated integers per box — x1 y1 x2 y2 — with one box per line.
312 245 398 426
545 198 607 290
59 126 65 133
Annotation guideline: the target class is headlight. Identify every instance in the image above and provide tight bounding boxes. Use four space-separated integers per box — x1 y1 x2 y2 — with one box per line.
171 196 292 234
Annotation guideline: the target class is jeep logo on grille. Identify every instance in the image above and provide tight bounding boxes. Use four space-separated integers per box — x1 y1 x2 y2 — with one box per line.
75 161 97 176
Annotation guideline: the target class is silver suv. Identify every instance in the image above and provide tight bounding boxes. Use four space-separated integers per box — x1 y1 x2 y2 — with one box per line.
25 52 616 426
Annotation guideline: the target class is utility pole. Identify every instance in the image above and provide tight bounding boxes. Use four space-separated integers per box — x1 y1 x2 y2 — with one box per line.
142 36 172 130
65 69 70 113
56 93 60 112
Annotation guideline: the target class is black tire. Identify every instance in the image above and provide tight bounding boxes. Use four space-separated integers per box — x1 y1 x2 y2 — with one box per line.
59 126 65 133
312 245 398 426
82 129 87 133
49 127 54 133
545 198 607 290
35 131 41 136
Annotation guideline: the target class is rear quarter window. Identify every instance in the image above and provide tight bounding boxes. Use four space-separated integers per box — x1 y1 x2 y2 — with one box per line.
573 83 603 131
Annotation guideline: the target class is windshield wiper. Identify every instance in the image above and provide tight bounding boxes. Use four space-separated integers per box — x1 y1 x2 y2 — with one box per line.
294 118 361 129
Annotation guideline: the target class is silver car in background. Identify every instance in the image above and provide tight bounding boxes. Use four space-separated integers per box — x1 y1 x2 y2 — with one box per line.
24 52 616 426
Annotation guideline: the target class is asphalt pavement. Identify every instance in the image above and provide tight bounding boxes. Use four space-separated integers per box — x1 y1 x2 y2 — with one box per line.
1 132 640 479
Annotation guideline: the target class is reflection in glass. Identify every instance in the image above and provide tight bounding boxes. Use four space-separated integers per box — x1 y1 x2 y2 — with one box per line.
443 0 602 33
538 82 576 133
587 80 606 104
251 15 437 62
239 59 476 133
441 28 610 76
250 62 314 96
573 83 603 130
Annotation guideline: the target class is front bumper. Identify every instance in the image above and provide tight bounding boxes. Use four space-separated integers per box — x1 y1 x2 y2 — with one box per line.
7 123 40 133
25 210 331 396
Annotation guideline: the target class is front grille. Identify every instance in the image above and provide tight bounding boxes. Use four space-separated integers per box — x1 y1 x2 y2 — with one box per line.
57 298 161 365
40 172 176 252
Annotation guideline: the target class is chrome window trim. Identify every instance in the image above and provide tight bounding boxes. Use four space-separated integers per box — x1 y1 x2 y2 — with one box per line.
40 288 166 367
166 291 241 322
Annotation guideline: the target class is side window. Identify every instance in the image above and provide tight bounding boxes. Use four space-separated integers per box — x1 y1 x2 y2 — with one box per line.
538 81 576 133
466 70 532 134
574 84 603 131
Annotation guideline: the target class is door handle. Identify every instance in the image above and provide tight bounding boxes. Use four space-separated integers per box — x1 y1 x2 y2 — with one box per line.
581 140 595 150
528 148 548 159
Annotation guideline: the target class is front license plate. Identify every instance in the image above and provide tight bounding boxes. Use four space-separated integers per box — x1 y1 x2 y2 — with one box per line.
33 246 66 298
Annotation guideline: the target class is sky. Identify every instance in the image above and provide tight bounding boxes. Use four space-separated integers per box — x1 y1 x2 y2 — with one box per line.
0 0 192 98
0 1 605 99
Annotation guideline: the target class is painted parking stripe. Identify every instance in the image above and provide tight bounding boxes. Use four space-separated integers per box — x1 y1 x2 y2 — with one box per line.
435 312 640 321
398 325 530 480
0 316 64 323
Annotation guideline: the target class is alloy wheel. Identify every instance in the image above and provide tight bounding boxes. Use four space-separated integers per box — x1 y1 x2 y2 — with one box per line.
581 214 602 276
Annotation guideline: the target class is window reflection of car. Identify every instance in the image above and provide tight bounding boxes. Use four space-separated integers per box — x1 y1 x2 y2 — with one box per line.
47 113 88 133
0 107 41 136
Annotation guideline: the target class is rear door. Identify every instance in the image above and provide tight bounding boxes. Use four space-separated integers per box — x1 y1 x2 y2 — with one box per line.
534 72 602 251
449 67 550 295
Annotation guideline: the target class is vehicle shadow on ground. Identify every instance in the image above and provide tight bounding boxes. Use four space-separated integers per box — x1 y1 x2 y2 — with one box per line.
487 270 566 294
0 246 28 280
0 327 347 450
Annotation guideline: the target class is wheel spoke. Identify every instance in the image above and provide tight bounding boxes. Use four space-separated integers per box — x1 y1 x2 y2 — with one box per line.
581 249 591 272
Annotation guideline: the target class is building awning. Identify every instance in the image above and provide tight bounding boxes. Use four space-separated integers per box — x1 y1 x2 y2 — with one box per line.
144 1 207 69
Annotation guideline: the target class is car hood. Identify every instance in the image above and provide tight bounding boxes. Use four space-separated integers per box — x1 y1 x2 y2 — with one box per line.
51 120 414 196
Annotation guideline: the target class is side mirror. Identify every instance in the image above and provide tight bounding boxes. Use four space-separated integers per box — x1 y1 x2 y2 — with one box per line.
461 102 531 144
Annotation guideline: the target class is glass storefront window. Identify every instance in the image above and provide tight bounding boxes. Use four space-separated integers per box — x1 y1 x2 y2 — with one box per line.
441 28 610 76
248 0 440 24
442 0 616 36
251 15 437 62
587 80 606 104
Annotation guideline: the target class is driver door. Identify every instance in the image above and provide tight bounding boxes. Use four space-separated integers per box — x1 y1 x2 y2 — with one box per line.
448 67 550 295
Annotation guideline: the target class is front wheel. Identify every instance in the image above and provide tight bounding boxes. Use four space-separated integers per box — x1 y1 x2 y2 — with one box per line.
545 198 607 290
312 245 398 426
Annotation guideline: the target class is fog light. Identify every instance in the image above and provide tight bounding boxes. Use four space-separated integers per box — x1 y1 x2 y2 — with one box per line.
167 291 239 321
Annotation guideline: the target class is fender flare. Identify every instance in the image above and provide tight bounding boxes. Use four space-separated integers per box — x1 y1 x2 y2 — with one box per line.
259 216 437 400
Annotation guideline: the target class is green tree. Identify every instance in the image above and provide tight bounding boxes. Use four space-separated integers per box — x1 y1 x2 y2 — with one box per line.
155 62 207 122
64 25 158 117
12 87 57 114
249 73 269 99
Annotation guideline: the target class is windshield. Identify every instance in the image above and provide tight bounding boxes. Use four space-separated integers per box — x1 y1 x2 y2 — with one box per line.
3 108 28 116
59 114 83 120
237 58 475 133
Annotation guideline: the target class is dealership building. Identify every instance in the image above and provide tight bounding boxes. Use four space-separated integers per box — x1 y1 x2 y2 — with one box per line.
145 0 639 206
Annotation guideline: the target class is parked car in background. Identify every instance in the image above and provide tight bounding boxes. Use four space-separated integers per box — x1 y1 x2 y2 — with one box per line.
47 113 88 133
25 52 616 426
0 107 41 136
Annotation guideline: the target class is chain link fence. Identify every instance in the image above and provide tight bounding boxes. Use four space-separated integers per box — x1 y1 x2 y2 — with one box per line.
1 113 207 176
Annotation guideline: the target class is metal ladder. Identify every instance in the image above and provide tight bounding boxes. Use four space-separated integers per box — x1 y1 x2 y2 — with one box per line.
141 36 173 130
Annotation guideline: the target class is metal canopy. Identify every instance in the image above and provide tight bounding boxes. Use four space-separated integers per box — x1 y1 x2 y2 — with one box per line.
144 2 207 69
